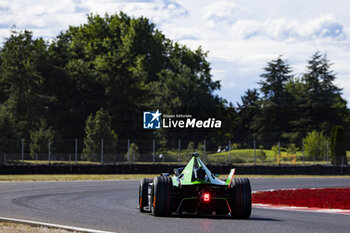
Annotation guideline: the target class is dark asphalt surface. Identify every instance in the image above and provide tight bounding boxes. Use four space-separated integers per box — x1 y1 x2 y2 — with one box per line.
0 178 350 233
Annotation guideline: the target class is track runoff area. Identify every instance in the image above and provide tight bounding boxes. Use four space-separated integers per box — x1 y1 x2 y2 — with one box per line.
1 154 350 233
0 178 349 232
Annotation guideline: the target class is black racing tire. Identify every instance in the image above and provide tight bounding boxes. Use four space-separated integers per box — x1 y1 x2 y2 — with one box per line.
152 176 173 216
229 178 252 219
139 178 152 212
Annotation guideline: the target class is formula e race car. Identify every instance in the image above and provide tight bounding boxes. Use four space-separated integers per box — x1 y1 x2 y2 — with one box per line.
138 152 251 218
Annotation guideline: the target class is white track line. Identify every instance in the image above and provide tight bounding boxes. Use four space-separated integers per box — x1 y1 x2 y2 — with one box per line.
253 188 350 215
0 217 115 233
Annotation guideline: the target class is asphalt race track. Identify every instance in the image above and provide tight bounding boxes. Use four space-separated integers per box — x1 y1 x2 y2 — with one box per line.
1 178 350 233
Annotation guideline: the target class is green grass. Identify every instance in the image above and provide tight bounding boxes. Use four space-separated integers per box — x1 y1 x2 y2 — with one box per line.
15 160 189 165
208 149 277 165
0 174 159 182
207 149 350 165
21 160 101 165
6 150 350 166
210 149 275 157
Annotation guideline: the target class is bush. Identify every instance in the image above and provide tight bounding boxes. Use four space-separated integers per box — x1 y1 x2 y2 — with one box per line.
180 141 195 161
125 143 140 162
330 125 348 165
286 144 298 155
197 142 204 156
304 130 328 161
271 145 279 157
187 141 195 152
155 149 179 162
231 157 245 163
232 143 239 149
257 145 266 161
30 121 56 158
82 108 118 161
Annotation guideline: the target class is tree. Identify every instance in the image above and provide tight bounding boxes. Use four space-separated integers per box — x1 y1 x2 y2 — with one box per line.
283 77 307 143
82 108 118 161
0 30 53 139
150 44 224 145
246 52 349 148
301 52 347 134
330 125 348 165
49 12 226 147
252 56 293 146
0 106 20 154
51 13 162 141
235 89 260 145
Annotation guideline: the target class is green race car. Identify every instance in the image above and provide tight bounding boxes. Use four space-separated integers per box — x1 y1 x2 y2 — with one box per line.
139 152 251 218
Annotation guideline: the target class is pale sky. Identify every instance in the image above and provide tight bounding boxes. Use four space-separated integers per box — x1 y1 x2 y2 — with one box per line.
1 0 350 105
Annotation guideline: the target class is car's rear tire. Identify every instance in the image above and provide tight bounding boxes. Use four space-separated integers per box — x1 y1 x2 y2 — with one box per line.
139 178 152 212
152 176 173 216
229 178 252 219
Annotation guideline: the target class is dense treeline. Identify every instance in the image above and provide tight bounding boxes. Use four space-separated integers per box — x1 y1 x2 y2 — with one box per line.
0 12 349 162
0 13 225 155
234 54 349 148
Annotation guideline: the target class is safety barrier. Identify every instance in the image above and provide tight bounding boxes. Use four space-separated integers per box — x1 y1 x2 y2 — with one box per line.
0 164 349 175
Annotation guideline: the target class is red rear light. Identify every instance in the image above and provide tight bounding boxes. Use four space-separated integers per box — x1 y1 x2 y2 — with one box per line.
203 192 210 202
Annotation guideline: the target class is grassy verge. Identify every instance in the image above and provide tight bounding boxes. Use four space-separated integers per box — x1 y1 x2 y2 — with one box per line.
208 149 350 165
0 174 158 182
0 174 350 182
22 160 101 165
5 150 349 165
20 160 189 165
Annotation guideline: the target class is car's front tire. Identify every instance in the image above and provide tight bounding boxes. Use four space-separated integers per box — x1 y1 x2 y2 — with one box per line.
139 178 152 212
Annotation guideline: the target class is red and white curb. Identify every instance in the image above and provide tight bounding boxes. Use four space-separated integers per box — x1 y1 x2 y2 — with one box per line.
253 203 350 215
253 188 350 215
0 217 115 233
